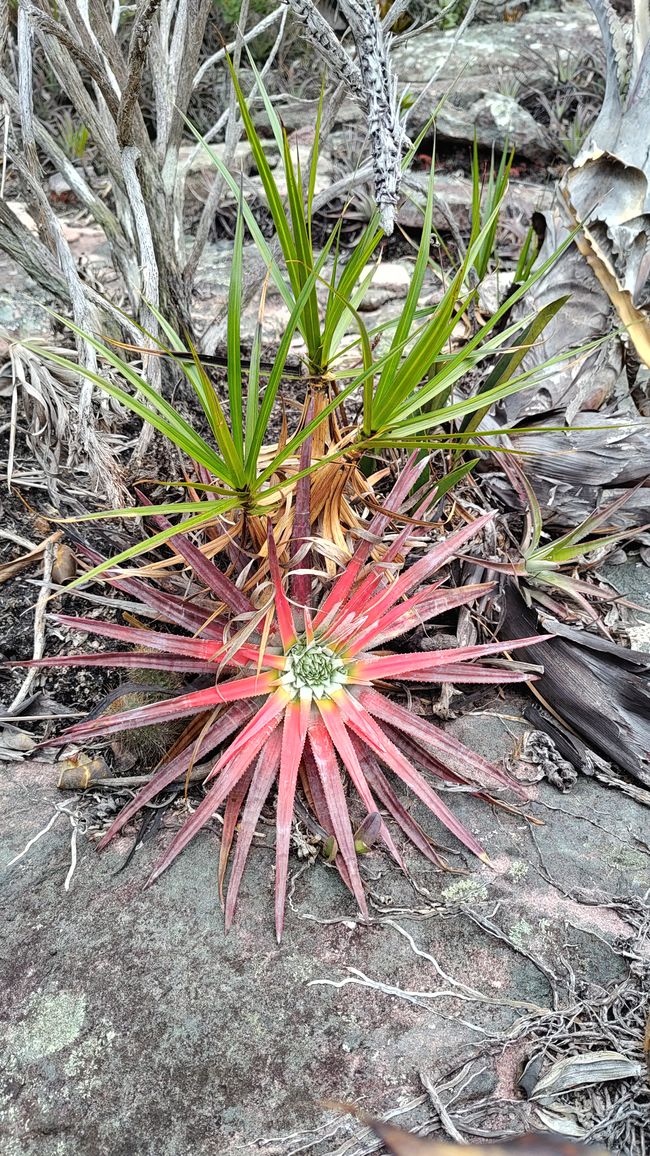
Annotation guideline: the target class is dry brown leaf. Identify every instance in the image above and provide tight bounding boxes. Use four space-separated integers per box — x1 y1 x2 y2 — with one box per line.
366 1121 610 1156
51 542 77 585
530 1050 644 1099
0 530 61 585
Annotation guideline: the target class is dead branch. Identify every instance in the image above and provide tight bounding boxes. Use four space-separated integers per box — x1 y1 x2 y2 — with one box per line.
117 0 163 147
20 0 120 119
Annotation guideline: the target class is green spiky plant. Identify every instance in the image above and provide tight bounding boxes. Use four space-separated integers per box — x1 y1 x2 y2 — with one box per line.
27 150 577 590
16 458 542 939
474 456 644 623
469 138 514 284
27 213 571 596
24 62 587 591
198 63 574 456
28 208 351 583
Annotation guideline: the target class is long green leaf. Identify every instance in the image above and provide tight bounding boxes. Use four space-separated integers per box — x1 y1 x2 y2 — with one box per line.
374 217 579 436
228 196 245 456
461 296 567 438
536 485 642 554
244 225 339 475
282 126 322 368
244 278 267 465
27 337 237 486
307 86 323 248
227 61 299 300
376 333 607 440
145 300 245 480
182 116 293 314
62 503 241 591
371 162 437 425
321 213 384 367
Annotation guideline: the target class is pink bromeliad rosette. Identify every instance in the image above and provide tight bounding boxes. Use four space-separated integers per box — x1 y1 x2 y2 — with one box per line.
18 461 543 938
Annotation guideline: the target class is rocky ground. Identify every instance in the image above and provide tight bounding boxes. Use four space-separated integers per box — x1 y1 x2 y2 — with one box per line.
1 696 649 1155
1 2 649 1153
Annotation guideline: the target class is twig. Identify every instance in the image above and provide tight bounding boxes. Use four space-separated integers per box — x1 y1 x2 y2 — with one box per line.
183 0 252 283
0 528 38 551
5 535 55 715
382 918 549 1013
64 821 78 890
5 807 63 867
419 1070 466 1145
117 0 162 146
338 0 404 232
19 0 120 118
193 5 284 88
284 0 366 105
0 529 61 585
380 0 412 30
121 143 162 461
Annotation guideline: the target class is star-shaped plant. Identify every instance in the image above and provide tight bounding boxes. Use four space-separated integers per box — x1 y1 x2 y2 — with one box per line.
19 465 541 938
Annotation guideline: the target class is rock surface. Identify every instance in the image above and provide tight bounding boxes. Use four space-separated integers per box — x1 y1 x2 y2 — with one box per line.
389 4 602 154
1 697 648 1155
397 171 552 240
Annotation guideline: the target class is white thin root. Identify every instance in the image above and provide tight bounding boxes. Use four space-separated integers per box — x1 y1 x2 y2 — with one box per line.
6 797 82 893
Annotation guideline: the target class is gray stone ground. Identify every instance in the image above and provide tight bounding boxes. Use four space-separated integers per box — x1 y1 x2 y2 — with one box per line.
1 696 648 1156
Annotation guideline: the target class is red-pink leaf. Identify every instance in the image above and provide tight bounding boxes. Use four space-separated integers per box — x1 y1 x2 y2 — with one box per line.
398 663 536 684
146 729 273 888
275 700 310 940
266 524 296 651
359 688 517 792
218 765 253 904
346 583 495 655
225 730 282 930
290 401 314 612
138 491 254 616
337 691 488 861
205 688 289 783
76 542 225 638
50 613 283 669
8 652 210 674
350 734 449 870
349 512 494 635
308 714 370 915
42 671 276 747
322 483 447 637
354 635 546 680
97 700 257 850
301 745 354 894
313 453 425 631
316 701 404 869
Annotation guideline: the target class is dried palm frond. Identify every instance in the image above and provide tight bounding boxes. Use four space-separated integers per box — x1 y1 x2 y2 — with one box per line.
499 581 650 788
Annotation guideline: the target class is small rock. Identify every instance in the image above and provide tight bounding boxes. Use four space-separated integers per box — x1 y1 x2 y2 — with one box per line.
47 173 74 201
472 94 543 154
627 623 650 654
357 261 411 311
398 172 551 235
479 269 517 316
